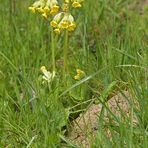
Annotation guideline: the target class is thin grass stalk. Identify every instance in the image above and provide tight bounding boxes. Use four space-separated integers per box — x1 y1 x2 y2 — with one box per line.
63 30 68 76
51 29 56 72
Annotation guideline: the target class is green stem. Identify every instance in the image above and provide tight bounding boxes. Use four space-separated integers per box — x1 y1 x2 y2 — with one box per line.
63 30 68 76
51 29 55 72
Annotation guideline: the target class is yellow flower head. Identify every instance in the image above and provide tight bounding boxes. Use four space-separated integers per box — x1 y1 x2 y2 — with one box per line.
54 28 61 34
50 12 76 33
39 6 50 18
50 4 59 14
68 22 76 31
76 69 83 74
74 75 80 80
29 0 49 18
40 66 47 73
74 69 85 80
50 12 64 28
59 13 75 29
40 66 55 83
62 3 69 12
42 12 48 18
28 6 36 13
72 1 81 8
43 6 50 14
46 0 59 14
71 0 84 8
36 7 44 13
65 0 70 3
50 20 58 27
32 0 45 8
60 21 69 29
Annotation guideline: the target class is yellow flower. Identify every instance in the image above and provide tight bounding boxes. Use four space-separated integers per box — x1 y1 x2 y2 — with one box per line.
50 12 63 28
54 28 61 34
50 12 76 32
76 69 82 74
71 0 84 8
68 22 76 31
36 7 44 13
43 6 50 14
50 4 59 14
60 21 69 29
39 6 50 18
74 69 85 80
74 75 80 80
42 12 48 19
65 0 70 3
29 0 52 18
32 0 45 8
46 0 59 14
50 20 58 27
40 66 47 73
62 3 69 12
59 13 75 30
72 1 81 8
28 6 36 13
40 66 55 83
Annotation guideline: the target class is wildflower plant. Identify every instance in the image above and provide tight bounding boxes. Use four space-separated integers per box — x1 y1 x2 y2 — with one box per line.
74 69 85 80
40 66 55 84
29 0 84 78
28 0 84 33
29 0 87 115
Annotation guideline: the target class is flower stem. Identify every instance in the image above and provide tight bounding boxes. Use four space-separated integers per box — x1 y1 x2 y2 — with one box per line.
51 28 56 72
63 30 68 76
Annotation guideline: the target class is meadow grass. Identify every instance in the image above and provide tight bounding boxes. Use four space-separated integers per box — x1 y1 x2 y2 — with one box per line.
0 0 148 147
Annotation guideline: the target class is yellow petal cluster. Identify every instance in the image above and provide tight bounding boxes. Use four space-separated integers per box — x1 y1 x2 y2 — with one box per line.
50 12 76 34
71 0 84 8
29 0 84 34
40 66 55 83
29 0 60 19
74 69 85 80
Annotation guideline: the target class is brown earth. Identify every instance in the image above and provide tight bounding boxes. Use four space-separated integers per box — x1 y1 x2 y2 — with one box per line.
67 91 138 148
129 0 148 14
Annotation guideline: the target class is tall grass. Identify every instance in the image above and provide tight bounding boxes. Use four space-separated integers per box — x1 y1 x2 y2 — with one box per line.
0 0 148 147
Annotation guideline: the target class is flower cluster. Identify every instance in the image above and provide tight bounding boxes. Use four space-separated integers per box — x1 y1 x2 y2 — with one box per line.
74 69 85 80
40 66 55 83
29 0 84 34
29 0 60 18
50 12 76 34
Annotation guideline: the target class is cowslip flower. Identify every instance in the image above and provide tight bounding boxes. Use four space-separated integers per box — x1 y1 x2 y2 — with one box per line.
29 0 45 13
46 0 60 14
67 22 76 31
59 13 74 29
54 28 61 34
40 66 55 83
50 12 64 28
59 13 76 31
28 6 36 13
74 69 85 80
65 0 70 3
50 12 76 34
29 0 60 19
62 3 69 12
29 0 84 32
41 6 50 18
71 0 84 8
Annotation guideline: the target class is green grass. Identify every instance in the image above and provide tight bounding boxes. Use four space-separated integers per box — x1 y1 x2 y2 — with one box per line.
0 0 148 147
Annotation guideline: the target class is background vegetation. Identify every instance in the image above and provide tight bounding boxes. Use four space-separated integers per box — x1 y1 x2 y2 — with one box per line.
0 0 148 147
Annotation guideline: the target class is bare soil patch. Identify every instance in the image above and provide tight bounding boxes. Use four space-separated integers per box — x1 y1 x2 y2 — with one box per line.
67 91 138 147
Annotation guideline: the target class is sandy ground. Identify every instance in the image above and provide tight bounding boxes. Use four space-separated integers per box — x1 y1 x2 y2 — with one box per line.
67 91 138 147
